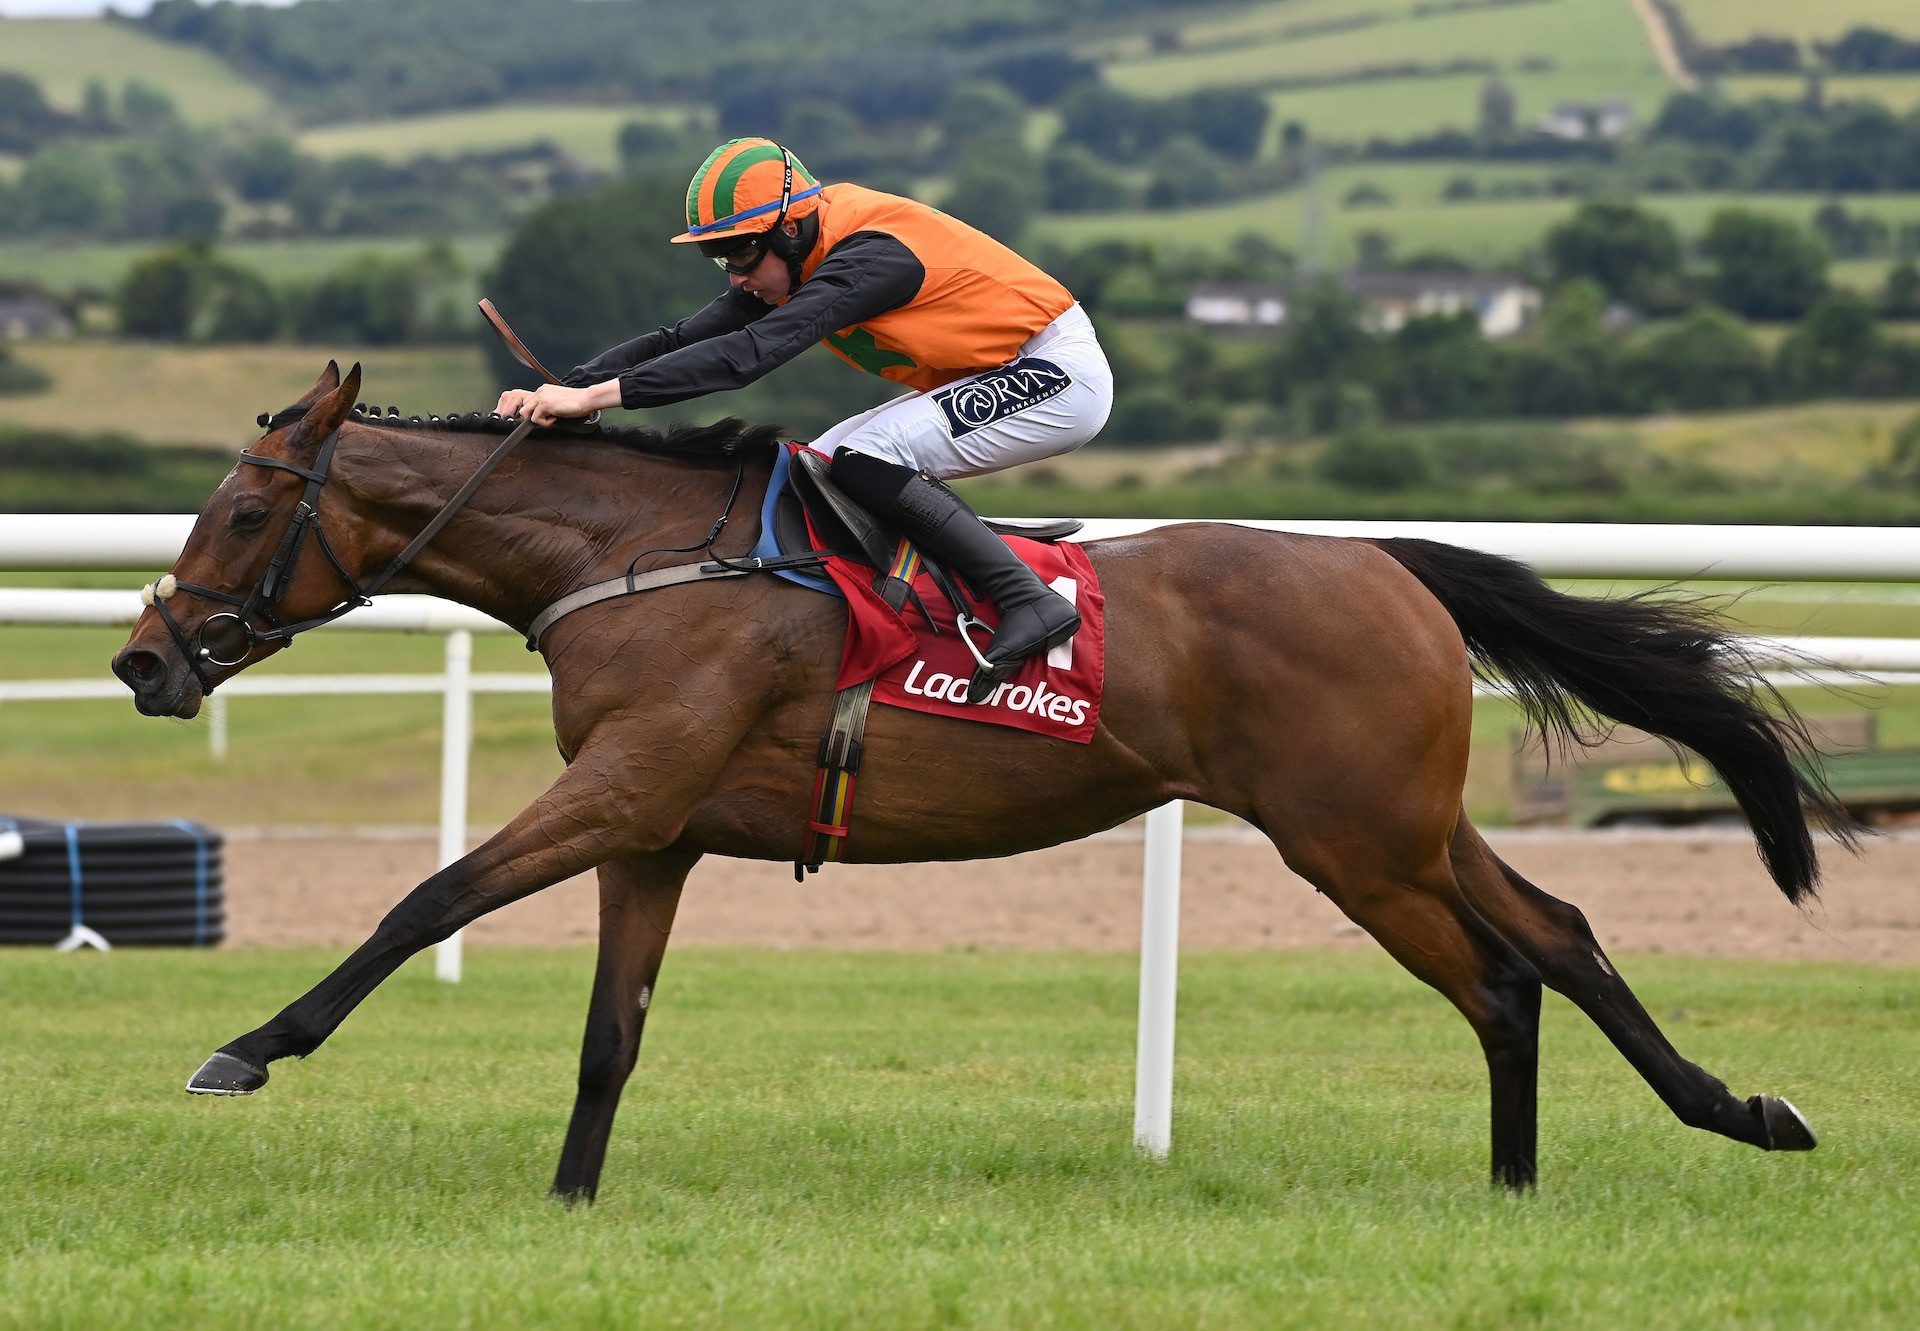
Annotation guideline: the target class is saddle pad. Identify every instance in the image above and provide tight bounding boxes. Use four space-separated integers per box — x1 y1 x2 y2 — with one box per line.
815 529 1106 744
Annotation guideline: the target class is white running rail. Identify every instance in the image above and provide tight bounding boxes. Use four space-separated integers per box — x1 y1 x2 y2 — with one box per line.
11 515 1920 1160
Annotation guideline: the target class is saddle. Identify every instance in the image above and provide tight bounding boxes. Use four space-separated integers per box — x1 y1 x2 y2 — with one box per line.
755 445 1081 595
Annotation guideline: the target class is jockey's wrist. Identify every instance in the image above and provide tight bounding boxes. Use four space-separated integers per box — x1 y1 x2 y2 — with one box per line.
582 380 622 412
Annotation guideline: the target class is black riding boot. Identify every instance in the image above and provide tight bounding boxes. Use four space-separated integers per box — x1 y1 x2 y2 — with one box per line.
830 450 1081 703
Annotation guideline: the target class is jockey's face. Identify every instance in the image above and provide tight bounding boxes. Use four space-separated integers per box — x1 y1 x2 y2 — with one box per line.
728 221 800 305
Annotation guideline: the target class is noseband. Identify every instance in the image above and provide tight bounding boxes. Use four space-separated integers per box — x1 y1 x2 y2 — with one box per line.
145 406 534 693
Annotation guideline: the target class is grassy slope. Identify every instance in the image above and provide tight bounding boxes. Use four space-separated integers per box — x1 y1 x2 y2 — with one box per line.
0 235 502 299
1674 0 1920 45
0 342 498 449
1039 180 1920 274
1724 74 1920 112
300 103 708 172
1 948 1915 1329
0 17 271 127
1107 0 1669 142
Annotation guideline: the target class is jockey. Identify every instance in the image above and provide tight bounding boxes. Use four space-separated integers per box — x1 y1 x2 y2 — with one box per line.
495 137 1113 702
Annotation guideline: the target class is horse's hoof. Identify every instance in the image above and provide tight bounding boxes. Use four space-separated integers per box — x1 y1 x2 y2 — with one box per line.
1750 1095 1817 1151
186 1051 268 1096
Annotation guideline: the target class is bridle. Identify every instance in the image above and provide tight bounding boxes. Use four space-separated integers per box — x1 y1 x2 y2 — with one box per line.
146 404 534 693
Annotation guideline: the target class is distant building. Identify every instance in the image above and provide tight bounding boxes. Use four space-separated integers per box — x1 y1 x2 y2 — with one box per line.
0 295 74 341
1342 272 1542 339
1537 100 1634 141
1184 285 1288 331
1186 273 1541 340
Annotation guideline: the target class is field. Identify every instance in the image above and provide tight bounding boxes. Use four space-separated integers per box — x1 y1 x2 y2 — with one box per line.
0 947 1912 1327
1673 0 1920 46
0 17 271 126
1 341 499 449
0 234 502 301
1725 74 1920 113
1039 180 1920 276
300 103 707 173
1102 0 1669 145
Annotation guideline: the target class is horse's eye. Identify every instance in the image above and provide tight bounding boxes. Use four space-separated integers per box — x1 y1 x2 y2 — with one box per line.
231 507 270 532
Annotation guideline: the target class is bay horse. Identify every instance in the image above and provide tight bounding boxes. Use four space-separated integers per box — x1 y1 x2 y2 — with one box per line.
112 361 1853 1202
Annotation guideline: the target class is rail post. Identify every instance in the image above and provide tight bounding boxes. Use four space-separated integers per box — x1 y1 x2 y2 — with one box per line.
435 629 473 983
1134 800 1185 1158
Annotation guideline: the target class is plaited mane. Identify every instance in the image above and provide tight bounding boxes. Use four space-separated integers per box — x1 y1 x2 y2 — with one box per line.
256 402 782 466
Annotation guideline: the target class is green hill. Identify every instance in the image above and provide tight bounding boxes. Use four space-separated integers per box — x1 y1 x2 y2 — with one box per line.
1104 0 1670 146
0 17 271 127
1674 0 1919 46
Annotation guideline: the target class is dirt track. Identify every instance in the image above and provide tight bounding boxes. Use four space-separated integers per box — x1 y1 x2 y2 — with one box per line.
225 827 1920 964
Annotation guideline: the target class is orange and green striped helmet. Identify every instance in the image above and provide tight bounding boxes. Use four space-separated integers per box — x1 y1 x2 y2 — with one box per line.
672 138 824 244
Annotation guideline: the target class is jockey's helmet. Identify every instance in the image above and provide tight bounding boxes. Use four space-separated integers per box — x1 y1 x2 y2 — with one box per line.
673 138 823 246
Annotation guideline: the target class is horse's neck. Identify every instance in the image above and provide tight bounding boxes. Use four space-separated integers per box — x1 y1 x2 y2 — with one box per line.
337 424 770 632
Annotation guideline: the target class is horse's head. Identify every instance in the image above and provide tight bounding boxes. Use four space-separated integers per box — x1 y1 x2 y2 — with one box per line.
113 360 370 717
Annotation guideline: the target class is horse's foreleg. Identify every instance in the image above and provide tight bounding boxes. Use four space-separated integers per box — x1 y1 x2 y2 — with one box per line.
551 848 698 1205
1448 822 1811 1152
185 761 659 1094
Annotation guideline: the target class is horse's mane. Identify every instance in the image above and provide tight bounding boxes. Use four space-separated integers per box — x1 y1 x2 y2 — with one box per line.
259 401 783 466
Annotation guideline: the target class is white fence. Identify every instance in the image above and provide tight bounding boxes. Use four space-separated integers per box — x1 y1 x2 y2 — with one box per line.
11 515 1920 1157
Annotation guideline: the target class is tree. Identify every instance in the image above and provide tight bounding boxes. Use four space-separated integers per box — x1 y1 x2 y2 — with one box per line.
1774 289 1891 395
0 72 63 153
1628 306 1770 409
116 247 198 339
1543 200 1683 309
225 136 303 203
939 80 1027 156
485 176 734 385
1883 259 1920 318
1180 87 1269 161
1701 208 1829 319
1143 137 1227 209
1040 144 1132 213
1478 79 1516 140
944 138 1040 245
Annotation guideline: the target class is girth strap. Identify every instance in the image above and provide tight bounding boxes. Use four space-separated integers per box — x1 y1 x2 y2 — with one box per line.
523 552 827 650
797 536 921 879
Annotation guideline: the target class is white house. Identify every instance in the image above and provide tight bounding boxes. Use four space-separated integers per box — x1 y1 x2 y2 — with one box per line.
1186 273 1541 340
1537 101 1634 142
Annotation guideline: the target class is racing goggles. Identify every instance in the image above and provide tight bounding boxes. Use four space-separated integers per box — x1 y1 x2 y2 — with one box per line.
699 233 771 275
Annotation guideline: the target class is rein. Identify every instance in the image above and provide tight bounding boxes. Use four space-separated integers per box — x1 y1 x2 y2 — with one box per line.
147 410 534 693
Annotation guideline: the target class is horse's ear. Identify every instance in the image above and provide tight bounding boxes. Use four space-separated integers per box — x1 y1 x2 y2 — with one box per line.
297 362 362 449
293 359 343 409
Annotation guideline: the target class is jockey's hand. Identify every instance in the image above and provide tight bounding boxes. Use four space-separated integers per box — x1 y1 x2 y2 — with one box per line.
494 382 616 426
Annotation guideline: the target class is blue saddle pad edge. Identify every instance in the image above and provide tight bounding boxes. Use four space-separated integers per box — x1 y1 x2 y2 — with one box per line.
753 445 842 598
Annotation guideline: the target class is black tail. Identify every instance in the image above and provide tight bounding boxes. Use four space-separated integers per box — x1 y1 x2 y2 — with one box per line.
1375 537 1861 904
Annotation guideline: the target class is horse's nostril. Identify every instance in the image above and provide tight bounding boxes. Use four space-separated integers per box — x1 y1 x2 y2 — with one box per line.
119 650 164 685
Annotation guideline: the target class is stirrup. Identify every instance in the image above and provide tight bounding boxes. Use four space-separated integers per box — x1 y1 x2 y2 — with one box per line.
955 611 997 677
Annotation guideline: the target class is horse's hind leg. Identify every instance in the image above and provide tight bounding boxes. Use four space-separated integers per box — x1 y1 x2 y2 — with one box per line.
1281 840 1544 1189
552 847 699 1205
1448 821 1811 1152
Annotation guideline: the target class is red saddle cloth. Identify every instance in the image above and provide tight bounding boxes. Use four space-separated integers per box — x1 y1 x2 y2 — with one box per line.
816 525 1106 744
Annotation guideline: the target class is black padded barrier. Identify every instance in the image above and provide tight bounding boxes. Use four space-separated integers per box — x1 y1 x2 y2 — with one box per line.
0 816 224 947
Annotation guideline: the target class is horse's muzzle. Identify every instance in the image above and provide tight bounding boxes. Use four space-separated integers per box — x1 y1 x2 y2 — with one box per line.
112 643 203 719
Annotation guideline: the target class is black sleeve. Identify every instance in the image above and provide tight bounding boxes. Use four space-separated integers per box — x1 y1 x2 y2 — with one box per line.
559 288 770 387
612 231 926 410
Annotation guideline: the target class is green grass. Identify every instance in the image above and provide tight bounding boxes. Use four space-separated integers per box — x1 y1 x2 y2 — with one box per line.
1 947 1915 1328
0 17 271 127
300 102 707 172
1674 0 1920 45
0 341 498 449
0 235 503 300
1105 0 1670 146
1726 74 1920 113
1038 184 1920 275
